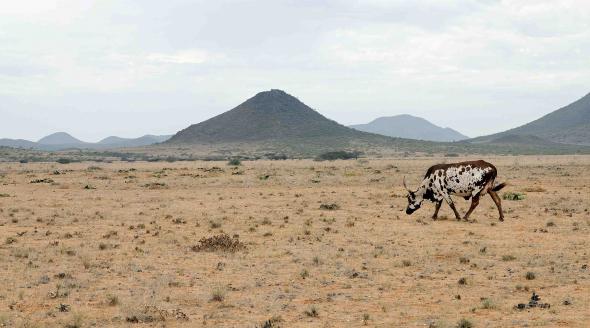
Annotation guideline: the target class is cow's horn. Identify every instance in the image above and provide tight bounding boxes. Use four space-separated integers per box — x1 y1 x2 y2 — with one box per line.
403 176 411 192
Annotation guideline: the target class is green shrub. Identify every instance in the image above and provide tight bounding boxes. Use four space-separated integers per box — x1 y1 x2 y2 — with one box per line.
481 298 495 309
503 192 525 200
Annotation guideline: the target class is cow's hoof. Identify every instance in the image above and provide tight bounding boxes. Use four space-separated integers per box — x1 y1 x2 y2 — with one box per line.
499 217 504 222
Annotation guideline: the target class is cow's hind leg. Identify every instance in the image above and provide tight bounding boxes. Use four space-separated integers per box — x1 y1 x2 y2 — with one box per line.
489 190 504 221
463 194 480 221
432 201 442 220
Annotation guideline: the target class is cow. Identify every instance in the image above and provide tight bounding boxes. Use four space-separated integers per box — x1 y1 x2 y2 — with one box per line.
403 160 506 221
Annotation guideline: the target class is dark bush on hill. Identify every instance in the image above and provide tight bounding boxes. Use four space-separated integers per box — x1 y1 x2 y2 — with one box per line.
265 153 288 160
227 158 242 166
315 151 361 161
56 158 79 164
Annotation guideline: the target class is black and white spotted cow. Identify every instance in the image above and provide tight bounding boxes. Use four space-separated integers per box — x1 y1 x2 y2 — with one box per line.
403 160 506 221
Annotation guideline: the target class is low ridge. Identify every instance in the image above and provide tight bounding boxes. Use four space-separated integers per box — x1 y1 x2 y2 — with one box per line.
0 133 170 150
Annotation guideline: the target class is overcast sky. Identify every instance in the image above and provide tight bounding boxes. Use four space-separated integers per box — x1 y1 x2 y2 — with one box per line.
1 0 589 141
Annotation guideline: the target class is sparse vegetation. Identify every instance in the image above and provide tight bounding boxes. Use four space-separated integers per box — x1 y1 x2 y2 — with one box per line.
257 316 283 328
363 313 370 325
319 203 340 210
304 305 319 317
104 294 119 306
456 318 474 328
525 272 536 280
481 298 495 309
30 178 54 184
210 287 226 302
300 269 310 279
0 156 587 326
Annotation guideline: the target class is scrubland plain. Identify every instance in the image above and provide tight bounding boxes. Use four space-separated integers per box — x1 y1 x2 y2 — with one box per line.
0 156 588 327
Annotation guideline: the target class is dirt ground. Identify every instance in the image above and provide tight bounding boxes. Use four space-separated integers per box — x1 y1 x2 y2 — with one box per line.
0 155 588 327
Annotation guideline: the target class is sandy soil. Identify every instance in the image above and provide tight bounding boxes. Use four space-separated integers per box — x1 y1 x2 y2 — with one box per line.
0 155 588 327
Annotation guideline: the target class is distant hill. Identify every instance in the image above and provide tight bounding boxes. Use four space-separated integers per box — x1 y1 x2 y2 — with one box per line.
98 135 172 148
0 133 171 150
471 92 590 145
0 138 38 149
167 89 392 145
350 115 468 142
38 132 87 146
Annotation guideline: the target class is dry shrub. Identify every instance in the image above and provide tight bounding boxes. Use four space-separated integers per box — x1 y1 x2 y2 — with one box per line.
320 203 340 210
143 182 168 189
191 234 245 253
523 186 546 192
125 305 167 323
257 316 283 328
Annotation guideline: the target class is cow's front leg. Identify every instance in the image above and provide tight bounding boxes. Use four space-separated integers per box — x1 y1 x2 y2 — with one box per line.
443 195 462 220
432 201 442 220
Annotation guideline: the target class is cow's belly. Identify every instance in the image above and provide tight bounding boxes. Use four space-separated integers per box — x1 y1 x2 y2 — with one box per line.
450 190 473 197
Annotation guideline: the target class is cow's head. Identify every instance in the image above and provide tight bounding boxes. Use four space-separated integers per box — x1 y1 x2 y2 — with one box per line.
403 176 423 215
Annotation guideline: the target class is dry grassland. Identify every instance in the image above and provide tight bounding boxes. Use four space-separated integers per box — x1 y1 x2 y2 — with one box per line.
0 156 589 327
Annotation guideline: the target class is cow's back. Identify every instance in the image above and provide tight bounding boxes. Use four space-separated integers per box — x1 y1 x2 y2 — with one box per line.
424 160 495 177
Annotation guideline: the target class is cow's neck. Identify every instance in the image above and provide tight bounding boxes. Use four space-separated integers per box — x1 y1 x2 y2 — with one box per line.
415 180 429 196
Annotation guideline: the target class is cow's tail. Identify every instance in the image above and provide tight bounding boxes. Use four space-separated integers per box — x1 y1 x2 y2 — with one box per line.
492 182 507 192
